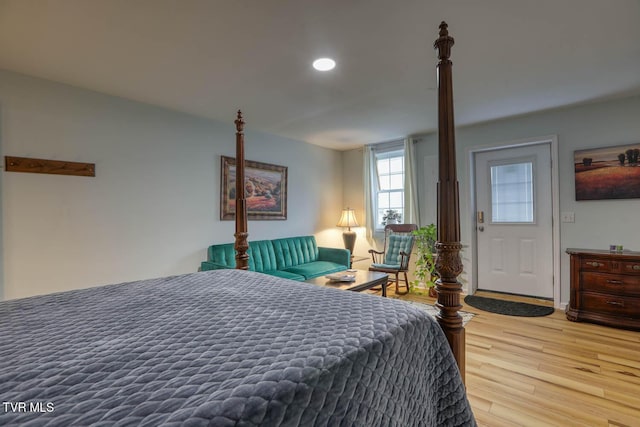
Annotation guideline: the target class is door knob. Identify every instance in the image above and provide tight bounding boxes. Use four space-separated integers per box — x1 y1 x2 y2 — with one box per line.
478 226 484 232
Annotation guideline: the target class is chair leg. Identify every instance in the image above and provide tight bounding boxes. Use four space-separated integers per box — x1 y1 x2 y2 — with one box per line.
395 272 409 295
403 271 410 293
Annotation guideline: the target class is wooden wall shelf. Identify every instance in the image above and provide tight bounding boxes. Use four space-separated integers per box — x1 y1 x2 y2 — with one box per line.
5 156 95 177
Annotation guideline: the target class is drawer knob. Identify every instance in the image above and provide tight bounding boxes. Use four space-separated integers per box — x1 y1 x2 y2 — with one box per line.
586 261 602 267
606 279 623 285
606 300 624 307
628 265 640 271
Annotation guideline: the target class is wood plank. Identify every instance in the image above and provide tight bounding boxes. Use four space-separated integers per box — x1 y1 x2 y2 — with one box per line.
5 156 95 177
533 381 640 426
598 353 640 370
468 375 605 427
467 364 536 394
471 406 518 427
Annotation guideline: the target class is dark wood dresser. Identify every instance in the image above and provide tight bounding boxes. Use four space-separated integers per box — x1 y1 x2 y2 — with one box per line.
566 248 640 330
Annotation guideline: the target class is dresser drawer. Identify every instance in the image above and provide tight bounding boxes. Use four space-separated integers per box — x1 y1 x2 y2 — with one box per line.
580 258 611 272
581 272 640 296
622 261 640 275
581 292 640 317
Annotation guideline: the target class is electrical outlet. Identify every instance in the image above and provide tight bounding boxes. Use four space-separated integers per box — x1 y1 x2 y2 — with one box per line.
561 212 575 223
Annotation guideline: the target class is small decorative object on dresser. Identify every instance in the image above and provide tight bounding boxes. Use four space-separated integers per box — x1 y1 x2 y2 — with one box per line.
566 248 640 330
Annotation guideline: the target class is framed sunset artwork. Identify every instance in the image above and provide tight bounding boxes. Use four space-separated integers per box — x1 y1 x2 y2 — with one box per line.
574 143 640 200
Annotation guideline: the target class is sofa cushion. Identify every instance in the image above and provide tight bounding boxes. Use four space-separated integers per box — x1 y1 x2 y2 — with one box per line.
282 261 347 280
207 240 277 273
263 270 306 281
272 236 319 269
207 243 237 268
249 240 278 272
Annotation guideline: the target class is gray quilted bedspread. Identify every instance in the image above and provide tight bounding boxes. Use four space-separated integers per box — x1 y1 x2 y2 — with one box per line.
0 269 475 426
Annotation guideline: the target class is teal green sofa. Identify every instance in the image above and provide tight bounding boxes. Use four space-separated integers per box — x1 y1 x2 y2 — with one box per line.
200 235 350 281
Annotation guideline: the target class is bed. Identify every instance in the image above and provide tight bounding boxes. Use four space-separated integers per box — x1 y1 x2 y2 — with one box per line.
0 22 473 426
1 269 474 426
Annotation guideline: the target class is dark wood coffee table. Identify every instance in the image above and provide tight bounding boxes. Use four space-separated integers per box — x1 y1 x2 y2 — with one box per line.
305 269 389 297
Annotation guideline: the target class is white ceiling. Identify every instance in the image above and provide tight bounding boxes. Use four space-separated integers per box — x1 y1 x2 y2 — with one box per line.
1 0 639 150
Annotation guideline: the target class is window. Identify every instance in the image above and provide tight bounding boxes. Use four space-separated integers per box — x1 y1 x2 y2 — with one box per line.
490 160 534 223
365 139 416 236
374 148 405 228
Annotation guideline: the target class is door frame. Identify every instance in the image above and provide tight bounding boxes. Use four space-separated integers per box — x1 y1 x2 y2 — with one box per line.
467 136 561 308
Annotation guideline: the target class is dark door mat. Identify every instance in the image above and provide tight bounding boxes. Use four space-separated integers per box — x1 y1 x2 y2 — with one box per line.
464 295 555 317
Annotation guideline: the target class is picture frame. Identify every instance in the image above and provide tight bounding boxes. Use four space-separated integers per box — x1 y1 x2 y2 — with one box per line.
574 143 640 200
220 156 288 220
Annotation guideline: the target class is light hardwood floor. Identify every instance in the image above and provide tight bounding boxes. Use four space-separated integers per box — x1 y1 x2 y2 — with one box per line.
385 288 640 427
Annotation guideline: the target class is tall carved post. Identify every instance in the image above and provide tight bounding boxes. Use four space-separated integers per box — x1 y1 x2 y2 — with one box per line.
234 110 249 270
433 22 465 380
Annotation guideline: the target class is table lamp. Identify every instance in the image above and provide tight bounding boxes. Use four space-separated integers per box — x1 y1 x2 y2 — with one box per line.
336 208 359 255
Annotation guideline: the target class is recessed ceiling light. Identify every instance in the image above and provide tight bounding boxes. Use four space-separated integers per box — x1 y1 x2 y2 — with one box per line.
313 58 336 71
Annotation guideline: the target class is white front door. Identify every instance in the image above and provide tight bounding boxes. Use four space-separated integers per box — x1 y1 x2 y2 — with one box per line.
475 143 554 298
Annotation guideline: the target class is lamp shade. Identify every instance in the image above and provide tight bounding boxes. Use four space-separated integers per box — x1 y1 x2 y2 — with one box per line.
336 208 359 229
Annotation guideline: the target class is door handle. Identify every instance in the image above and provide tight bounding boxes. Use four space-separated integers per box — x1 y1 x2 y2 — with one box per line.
478 226 484 232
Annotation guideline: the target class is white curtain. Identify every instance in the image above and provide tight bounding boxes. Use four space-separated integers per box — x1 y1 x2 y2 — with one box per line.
363 145 377 245
364 139 421 247
404 137 420 227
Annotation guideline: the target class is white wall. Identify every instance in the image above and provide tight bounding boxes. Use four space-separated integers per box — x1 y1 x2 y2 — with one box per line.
0 70 343 299
343 95 640 305
416 94 640 305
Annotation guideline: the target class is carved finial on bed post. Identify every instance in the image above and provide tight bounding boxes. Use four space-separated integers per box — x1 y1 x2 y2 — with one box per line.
234 110 249 270
435 21 454 62
433 22 466 381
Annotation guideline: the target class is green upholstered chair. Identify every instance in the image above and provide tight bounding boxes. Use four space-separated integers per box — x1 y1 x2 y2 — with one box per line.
369 224 418 295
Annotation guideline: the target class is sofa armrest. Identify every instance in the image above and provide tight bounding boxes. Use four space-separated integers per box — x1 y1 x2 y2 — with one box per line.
200 260 232 271
318 247 350 267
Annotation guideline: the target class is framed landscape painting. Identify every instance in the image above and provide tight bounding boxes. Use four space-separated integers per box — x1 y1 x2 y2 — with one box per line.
574 143 640 200
220 156 288 220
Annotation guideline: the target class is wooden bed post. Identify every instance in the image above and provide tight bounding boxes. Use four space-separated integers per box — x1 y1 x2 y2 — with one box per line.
433 22 465 381
234 110 249 270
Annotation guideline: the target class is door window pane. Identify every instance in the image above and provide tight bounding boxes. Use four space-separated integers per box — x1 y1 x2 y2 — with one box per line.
490 161 534 223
